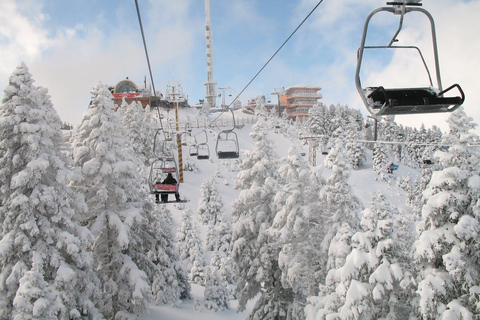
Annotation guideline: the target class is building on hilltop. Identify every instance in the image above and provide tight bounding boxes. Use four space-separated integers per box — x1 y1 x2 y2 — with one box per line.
243 85 322 121
280 85 322 122
109 78 172 109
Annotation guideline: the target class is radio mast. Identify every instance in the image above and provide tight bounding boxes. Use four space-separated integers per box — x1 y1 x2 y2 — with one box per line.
204 0 217 108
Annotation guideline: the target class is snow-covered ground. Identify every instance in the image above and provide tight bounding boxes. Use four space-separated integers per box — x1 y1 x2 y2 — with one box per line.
139 108 418 319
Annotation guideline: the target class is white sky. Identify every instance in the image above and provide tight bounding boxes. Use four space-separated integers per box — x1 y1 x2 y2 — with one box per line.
0 0 479 133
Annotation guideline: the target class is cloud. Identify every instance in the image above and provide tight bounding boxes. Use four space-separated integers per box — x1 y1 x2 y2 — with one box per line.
0 0 52 75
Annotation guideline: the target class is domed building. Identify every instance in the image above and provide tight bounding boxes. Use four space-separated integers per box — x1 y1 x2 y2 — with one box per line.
110 78 167 109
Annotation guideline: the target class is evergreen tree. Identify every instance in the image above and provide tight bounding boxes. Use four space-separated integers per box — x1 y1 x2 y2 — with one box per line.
121 100 151 165
0 63 102 319
176 208 204 272
306 192 413 319
269 145 322 319
412 107 480 319
197 177 224 225
320 140 363 260
203 252 230 311
148 205 191 305
231 117 283 318
373 143 388 179
70 82 158 318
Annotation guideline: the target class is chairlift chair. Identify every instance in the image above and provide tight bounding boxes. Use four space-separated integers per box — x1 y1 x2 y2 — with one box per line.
153 129 173 158
355 1 465 117
148 157 179 195
196 131 210 160
189 144 198 157
216 109 240 159
197 144 210 160
216 130 240 159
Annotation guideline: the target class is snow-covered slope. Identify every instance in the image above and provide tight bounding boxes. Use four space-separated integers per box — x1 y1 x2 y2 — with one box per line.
140 109 418 319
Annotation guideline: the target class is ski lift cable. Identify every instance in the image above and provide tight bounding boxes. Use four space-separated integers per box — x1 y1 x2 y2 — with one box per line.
194 0 326 138
134 0 164 131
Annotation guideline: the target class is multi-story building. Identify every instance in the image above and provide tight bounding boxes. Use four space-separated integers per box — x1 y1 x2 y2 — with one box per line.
279 85 322 122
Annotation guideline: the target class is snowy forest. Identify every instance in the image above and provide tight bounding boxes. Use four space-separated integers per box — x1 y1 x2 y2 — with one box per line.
1 63 480 320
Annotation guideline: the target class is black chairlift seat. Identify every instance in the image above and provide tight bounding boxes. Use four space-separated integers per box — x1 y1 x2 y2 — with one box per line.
367 84 465 115
217 151 239 159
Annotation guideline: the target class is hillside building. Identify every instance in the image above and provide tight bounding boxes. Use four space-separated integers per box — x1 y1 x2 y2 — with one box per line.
280 85 322 122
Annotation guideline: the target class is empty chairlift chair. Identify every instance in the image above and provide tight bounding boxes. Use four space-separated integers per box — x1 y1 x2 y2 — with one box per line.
216 109 240 159
355 1 464 117
153 129 174 158
196 131 210 160
216 130 239 159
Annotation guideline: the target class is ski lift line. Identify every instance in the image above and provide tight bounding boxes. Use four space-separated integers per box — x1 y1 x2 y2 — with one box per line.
194 0 326 138
134 0 164 131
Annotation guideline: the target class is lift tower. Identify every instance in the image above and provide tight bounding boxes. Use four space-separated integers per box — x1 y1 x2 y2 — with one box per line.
204 0 217 108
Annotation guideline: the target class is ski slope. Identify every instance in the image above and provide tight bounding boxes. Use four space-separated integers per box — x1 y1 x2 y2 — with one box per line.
140 108 418 319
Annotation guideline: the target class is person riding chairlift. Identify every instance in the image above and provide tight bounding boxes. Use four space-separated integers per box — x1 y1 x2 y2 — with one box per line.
387 162 395 174
160 172 181 203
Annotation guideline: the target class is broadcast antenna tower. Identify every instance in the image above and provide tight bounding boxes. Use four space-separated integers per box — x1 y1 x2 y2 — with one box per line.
204 0 217 108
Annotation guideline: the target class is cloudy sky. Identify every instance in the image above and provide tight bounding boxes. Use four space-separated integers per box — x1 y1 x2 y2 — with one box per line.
1 0 479 133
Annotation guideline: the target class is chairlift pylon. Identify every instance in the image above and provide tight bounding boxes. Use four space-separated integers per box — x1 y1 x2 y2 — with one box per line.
355 1 465 116
216 109 240 159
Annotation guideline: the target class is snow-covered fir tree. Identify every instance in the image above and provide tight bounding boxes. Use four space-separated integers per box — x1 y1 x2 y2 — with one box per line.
412 107 480 319
231 115 284 318
0 63 102 319
121 100 152 166
373 143 388 179
148 205 191 305
197 177 224 225
203 252 230 311
71 82 172 318
268 145 323 319
176 208 204 272
344 119 366 170
306 192 413 319
320 140 363 260
305 103 328 136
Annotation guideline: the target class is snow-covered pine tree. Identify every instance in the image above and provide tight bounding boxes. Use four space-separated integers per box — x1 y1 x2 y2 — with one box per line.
320 140 363 259
189 247 206 285
305 103 327 136
269 145 321 319
121 100 151 166
373 143 388 179
206 223 219 252
306 192 413 319
0 63 102 319
177 208 204 272
149 205 190 305
70 82 157 318
412 107 480 319
231 116 283 318
197 177 224 225
344 120 366 170
216 217 233 256
203 252 230 311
